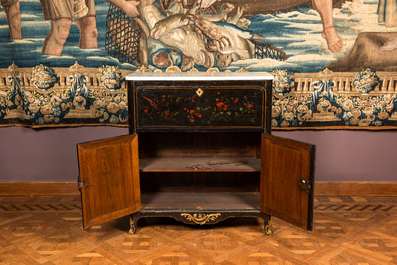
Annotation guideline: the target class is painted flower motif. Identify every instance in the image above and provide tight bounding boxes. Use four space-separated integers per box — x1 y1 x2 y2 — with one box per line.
352 68 379 94
216 102 227 111
30 65 57 91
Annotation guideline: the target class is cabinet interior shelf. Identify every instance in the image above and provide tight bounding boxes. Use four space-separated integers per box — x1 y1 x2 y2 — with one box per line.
139 157 261 172
141 192 260 210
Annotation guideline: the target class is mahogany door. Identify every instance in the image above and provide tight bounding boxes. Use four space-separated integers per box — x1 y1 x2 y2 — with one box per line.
77 134 141 228
260 134 315 230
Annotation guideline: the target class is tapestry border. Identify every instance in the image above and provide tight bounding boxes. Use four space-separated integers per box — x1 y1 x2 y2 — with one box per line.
1 63 397 130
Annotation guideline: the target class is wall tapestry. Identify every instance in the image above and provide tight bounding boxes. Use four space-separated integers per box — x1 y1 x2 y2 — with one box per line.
1 0 397 129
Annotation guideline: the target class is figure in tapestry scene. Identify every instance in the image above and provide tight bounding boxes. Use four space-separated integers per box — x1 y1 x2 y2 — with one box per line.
40 0 98 55
106 0 343 70
1 0 21 39
328 0 397 72
312 0 343 53
378 0 397 51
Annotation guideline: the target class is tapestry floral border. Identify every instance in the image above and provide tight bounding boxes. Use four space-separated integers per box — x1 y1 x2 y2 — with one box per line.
1 62 397 130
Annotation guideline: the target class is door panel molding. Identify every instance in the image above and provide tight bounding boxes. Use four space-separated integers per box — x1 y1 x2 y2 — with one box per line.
77 134 141 228
260 134 315 230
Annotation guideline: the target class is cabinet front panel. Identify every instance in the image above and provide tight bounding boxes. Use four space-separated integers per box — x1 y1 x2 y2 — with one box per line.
260 134 315 231
78 134 141 228
134 85 265 130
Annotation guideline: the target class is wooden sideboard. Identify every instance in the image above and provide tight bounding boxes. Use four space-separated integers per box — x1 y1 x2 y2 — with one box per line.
77 72 316 234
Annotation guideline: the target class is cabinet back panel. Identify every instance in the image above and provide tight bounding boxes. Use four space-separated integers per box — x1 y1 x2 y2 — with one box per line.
138 132 261 158
140 172 260 193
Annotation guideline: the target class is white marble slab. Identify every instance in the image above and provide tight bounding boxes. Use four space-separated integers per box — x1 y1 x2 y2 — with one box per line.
126 71 274 81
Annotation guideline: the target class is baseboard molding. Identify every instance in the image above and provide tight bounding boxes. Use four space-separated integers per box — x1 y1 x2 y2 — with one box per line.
314 182 397 196
0 182 79 196
0 181 396 196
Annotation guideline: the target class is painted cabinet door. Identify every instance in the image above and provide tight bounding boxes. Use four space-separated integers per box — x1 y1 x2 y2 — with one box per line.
260 134 316 230
77 134 141 228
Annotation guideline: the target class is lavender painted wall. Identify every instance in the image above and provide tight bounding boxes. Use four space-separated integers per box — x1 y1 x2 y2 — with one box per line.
273 130 397 182
0 127 396 182
0 126 128 182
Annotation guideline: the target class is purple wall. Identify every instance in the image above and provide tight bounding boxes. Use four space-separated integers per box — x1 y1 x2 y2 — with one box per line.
273 130 397 182
0 126 396 182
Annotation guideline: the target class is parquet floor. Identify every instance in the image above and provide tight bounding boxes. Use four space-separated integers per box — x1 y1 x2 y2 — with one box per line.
0 195 396 265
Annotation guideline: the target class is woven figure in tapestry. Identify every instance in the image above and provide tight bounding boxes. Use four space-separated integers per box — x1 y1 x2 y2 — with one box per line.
40 0 98 55
312 0 343 53
377 0 397 51
105 0 343 69
1 0 21 39
106 0 288 69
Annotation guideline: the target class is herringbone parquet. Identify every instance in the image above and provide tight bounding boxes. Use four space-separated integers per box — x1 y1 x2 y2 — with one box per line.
0 195 396 264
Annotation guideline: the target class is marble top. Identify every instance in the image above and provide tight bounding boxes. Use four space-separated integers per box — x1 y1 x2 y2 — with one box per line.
126 71 274 81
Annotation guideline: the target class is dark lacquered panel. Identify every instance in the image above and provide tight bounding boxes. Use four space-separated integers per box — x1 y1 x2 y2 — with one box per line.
134 85 265 130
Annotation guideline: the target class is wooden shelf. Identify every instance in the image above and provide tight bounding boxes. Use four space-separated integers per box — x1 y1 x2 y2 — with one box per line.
141 192 260 211
139 157 261 172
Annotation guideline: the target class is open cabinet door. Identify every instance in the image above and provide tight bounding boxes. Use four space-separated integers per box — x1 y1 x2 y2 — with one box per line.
77 134 141 228
260 134 315 230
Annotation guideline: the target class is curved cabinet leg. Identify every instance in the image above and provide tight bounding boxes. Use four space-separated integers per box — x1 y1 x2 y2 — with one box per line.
264 216 273 235
129 215 137 235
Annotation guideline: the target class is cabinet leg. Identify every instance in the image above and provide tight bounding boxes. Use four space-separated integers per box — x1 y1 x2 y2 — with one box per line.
264 217 273 235
129 216 137 235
